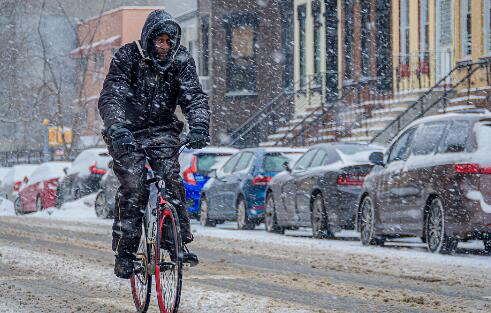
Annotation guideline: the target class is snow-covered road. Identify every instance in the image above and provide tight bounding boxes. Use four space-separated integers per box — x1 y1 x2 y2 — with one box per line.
0 199 490 312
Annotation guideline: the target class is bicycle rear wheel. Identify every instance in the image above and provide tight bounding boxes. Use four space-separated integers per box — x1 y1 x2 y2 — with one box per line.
131 223 152 313
155 203 183 313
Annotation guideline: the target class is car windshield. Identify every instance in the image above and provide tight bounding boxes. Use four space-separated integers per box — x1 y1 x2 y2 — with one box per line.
197 154 232 175
262 153 290 172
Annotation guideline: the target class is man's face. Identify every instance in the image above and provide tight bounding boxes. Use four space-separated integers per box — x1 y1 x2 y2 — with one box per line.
154 33 171 60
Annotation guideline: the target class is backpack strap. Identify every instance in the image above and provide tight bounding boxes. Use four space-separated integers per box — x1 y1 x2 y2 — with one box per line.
134 40 150 61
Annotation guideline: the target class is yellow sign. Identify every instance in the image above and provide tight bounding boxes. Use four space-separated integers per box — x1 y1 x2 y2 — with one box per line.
48 127 72 146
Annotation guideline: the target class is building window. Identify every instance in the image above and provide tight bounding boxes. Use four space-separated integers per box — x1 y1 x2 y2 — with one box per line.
324 0 338 98
298 4 307 88
312 0 322 86
376 0 392 91
360 0 371 78
460 0 472 57
225 13 258 93
201 15 210 76
91 53 98 82
344 0 354 80
400 0 410 65
485 0 491 53
280 0 294 89
99 51 105 80
420 0 429 57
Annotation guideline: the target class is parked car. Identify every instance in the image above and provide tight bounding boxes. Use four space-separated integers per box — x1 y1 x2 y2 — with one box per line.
265 143 383 237
17 162 71 214
56 148 111 207
0 167 11 191
358 112 491 254
0 164 39 201
94 147 239 219
179 147 239 218
94 160 118 218
199 147 306 229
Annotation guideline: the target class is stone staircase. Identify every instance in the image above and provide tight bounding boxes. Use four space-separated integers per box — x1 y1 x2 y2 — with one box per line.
254 60 491 148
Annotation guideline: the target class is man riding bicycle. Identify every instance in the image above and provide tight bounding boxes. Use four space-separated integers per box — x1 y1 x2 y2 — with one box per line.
98 9 209 279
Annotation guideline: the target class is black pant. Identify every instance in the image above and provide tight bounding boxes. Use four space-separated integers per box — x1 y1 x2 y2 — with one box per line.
109 130 190 257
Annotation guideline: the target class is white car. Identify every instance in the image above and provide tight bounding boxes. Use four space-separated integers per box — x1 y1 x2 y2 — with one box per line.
0 164 39 201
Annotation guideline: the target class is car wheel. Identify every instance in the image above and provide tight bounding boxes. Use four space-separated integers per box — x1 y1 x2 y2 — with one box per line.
426 198 458 254
14 197 23 216
35 195 43 212
265 193 284 234
73 188 81 200
95 191 110 219
237 196 255 230
311 194 334 239
484 239 491 255
55 186 64 209
359 196 385 246
199 196 216 227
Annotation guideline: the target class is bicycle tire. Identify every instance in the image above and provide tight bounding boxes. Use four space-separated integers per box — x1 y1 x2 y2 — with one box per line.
155 203 183 313
131 223 152 313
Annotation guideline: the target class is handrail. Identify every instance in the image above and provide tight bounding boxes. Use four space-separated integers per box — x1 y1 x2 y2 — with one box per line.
276 80 364 146
228 76 317 146
370 59 489 143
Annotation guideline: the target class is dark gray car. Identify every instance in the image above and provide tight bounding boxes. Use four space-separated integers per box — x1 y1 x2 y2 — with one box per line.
265 143 383 237
358 112 491 254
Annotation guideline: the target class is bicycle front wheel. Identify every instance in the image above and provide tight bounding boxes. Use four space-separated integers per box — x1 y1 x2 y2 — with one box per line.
131 223 152 313
155 203 183 313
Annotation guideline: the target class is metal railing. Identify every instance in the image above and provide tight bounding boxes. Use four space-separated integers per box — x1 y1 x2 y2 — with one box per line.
371 59 491 144
228 76 321 148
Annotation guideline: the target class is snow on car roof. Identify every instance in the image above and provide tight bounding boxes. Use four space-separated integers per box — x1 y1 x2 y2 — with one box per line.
3 164 39 184
29 162 71 185
0 167 10 180
190 146 239 155
262 147 308 154
68 148 110 176
404 112 491 130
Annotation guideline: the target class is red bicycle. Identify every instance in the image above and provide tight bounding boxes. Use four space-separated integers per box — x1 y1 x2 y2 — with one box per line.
130 140 188 313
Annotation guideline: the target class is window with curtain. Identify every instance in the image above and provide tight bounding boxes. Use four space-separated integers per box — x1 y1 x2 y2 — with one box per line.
484 0 491 53
420 0 429 61
400 0 410 65
460 0 472 56
344 0 354 80
225 14 258 93
360 0 371 78
298 4 307 88
312 0 322 86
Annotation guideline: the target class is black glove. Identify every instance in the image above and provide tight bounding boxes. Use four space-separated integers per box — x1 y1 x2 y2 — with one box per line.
186 125 210 149
107 123 136 156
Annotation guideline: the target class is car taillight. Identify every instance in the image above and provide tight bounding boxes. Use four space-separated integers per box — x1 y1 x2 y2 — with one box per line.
47 178 59 189
252 175 272 186
13 181 21 192
454 164 491 174
337 174 365 186
89 163 107 175
183 156 197 186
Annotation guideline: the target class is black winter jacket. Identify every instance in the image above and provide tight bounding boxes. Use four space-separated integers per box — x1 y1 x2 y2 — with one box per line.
98 10 209 134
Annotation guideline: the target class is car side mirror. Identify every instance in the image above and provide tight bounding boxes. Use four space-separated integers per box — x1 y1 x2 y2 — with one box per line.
369 151 385 166
209 169 217 178
23 176 28 184
282 161 292 173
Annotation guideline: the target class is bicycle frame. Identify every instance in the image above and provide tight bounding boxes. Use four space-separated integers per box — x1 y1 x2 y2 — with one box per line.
131 139 188 313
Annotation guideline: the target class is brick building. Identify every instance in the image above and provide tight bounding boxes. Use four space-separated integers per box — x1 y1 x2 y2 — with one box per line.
197 0 295 145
